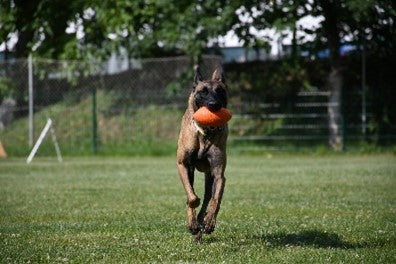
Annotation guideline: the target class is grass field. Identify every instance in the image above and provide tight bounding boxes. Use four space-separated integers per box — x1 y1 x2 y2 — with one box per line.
1 154 395 263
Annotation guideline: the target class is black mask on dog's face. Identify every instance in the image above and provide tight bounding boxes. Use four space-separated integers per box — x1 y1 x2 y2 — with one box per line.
193 67 227 112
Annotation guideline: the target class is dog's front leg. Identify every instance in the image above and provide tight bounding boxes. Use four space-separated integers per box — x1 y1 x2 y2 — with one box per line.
177 161 201 234
177 161 200 208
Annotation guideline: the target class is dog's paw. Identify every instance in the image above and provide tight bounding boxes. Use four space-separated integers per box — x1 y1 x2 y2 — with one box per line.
193 231 203 243
188 222 201 235
202 215 216 234
187 196 201 208
202 225 215 234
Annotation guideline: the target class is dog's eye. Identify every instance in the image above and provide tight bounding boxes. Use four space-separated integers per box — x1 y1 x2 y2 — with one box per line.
200 87 208 95
215 88 225 96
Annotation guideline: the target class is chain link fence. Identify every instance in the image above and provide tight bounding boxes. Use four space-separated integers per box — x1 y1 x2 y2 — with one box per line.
0 55 394 157
0 56 222 156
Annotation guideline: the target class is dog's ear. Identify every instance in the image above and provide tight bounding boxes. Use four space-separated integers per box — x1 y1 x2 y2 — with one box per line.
193 66 203 88
211 65 225 83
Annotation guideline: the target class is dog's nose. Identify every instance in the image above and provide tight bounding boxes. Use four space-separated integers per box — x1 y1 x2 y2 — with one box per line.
207 102 221 111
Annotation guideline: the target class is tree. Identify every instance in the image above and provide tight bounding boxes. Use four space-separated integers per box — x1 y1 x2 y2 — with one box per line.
83 0 240 62
0 0 85 58
233 0 396 150
0 0 240 61
2 1 395 61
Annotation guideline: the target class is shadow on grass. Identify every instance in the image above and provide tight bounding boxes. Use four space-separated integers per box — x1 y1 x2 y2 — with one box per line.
256 230 356 249
200 230 388 249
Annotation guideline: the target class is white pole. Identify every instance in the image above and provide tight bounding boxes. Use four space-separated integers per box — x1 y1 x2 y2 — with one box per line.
50 125 63 162
28 54 34 147
27 118 52 164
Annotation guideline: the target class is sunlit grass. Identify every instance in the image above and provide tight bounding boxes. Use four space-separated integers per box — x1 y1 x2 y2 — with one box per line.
1 155 395 263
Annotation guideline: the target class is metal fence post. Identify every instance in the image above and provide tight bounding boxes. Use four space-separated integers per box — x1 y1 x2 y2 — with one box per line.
341 85 346 151
28 54 34 147
361 36 367 139
92 86 98 154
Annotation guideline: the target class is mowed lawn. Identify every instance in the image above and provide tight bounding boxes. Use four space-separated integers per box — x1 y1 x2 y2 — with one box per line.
0 155 395 263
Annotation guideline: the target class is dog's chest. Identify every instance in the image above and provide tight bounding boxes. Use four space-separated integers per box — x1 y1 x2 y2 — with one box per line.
197 136 212 159
189 136 211 172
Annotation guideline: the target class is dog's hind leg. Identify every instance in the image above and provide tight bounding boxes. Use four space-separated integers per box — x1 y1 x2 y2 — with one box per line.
203 166 226 234
197 172 214 225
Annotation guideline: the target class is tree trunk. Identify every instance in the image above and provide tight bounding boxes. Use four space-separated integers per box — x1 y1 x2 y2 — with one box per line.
327 68 343 150
319 0 344 150
14 0 38 58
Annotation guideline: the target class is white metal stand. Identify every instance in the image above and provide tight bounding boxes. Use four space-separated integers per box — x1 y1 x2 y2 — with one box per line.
27 118 63 164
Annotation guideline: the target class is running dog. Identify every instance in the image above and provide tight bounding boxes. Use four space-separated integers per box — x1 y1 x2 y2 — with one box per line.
177 66 228 242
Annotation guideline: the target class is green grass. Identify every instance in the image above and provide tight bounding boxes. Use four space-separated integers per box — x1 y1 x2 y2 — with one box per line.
0 90 184 156
4 89 395 158
1 154 395 263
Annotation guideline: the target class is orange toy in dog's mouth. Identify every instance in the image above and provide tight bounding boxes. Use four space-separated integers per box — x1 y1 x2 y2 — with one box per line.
193 106 232 127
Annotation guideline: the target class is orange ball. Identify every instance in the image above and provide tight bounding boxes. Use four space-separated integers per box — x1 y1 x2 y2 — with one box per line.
193 107 232 127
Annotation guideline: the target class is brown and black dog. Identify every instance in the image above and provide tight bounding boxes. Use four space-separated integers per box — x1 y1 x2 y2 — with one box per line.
177 66 228 242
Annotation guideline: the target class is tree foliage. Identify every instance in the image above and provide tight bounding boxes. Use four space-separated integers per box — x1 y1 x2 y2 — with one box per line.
1 0 395 60
236 0 396 58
